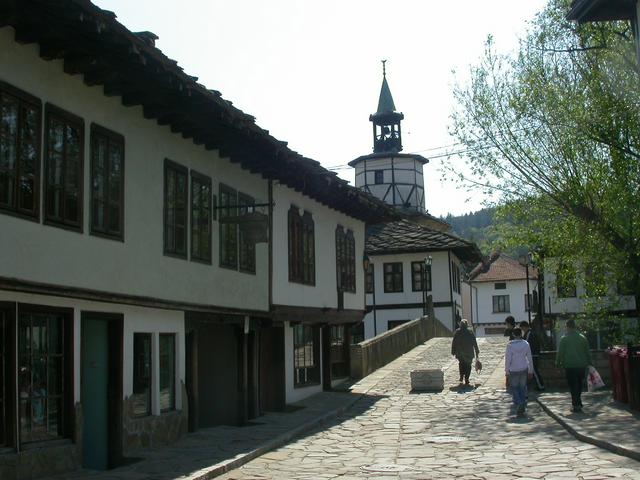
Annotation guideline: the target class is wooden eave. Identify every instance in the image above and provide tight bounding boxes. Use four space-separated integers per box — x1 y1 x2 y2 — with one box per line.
567 0 635 22
2 0 398 224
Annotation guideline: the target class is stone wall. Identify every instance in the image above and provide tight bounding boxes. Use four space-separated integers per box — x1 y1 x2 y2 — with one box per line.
350 315 451 379
537 351 612 388
122 382 189 456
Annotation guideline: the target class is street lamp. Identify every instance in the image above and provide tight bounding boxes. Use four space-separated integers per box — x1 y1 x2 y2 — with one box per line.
519 252 534 325
422 256 433 316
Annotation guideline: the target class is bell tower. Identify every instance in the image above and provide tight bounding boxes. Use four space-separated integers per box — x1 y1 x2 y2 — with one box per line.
370 60 404 154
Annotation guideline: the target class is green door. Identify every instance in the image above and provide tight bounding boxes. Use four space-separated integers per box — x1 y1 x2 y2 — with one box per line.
81 317 109 469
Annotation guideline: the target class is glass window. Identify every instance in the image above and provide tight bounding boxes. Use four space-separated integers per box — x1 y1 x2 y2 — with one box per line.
191 172 212 263
365 263 374 294
383 262 403 293
494 282 506 290
288 206 315 285
159 334 175 413
219 184 238 269
492 295 510 313
411 261 431 292
335 227 355 293
90 125 124 239
132 333 151 417
374 170 383 185
164 160 188 258
238 193 256 273
293 324 319 387
18 310 66 443
0 82 41 218
44 105 84 229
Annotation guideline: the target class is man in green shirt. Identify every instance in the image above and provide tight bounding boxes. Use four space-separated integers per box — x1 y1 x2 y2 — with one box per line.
556 319 593 412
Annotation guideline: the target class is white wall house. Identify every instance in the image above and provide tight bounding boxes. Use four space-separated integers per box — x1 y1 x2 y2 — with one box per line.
0 3 394 478
363 220 481 338
468 253 538 337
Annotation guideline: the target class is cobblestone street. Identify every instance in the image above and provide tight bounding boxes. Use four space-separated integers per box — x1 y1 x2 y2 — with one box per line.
219 337 640 480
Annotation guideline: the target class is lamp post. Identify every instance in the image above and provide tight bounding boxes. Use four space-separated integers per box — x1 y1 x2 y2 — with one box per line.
519 252 534 325
363 255 377 337
422 256 433 317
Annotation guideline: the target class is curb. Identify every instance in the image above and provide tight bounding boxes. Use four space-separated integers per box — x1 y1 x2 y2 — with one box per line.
192 393 365 479
536 398 640 463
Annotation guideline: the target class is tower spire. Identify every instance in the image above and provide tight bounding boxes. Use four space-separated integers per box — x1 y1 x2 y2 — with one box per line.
382 59 387 77
370 61 403 153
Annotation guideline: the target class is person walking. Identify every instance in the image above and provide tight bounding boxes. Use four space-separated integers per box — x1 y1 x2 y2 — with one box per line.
504 316 516 340
505 327 534 417
520 321 545 390
451 319 480 387
556 319 592 412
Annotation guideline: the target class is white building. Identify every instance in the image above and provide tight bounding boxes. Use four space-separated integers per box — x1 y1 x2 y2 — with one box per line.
467 253 538 337
363 220 481 338
0 2 393 477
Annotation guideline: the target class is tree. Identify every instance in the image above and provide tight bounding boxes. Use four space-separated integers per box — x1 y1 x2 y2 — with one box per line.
449 0 640 336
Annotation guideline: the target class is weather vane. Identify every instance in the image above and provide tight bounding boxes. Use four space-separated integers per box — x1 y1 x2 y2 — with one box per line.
382 59 387 77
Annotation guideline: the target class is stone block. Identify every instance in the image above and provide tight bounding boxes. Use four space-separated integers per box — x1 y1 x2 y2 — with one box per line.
410 369 444 391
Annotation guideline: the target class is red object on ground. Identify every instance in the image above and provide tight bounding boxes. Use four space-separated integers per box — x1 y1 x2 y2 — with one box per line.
608 347 629 403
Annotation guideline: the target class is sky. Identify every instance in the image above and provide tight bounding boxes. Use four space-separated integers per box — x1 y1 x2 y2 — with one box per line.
94 0 548 217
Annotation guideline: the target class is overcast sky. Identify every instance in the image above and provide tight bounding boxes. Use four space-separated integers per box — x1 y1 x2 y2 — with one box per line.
94 0 547 217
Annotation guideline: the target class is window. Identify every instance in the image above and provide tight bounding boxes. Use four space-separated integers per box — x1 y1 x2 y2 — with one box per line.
238 193 256 273
44 105 84 230
90 125 124 240
0 308 9 447
374 170 384 184
524 292 538 312
159 334 175 413
330 326 348 379
219 184 238 269
18 308 71 444
494 282 506 290
164 159 188 258
336 226 355 293
0 81 41 219
288 206 315 285
190 171 212 263
365 263 374 294
411 261 431 292
383 262 403 293
451 262 461 294
556 262 577 298
492 295 510 313
293 324 319 387
350 322 364 345
132 333 151 417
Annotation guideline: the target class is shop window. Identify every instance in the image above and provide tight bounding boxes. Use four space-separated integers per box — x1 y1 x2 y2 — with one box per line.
159 334 175 413
293 324 319 387
132 333 152 417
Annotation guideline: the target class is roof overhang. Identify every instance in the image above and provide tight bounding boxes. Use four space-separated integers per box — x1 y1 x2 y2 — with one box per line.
567 0 636 23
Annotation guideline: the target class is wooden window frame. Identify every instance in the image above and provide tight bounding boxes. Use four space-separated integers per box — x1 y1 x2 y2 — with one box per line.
219 183 238 269
163 159 188 259
238 192 256 274
335 226 355 293
365 263 374 294
16 303 73 446
0 80 42 221
159 333 176 413
288 206 315 286
132 332 152 418
190 170 212 264
44 103 84 232
411 261 432 292
293 324 320 387
90 124 125 241
383 262 403 293
374 170 383 185
492 295 510 313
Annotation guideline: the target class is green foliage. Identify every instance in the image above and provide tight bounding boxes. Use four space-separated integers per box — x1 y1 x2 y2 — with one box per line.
449 0 640 334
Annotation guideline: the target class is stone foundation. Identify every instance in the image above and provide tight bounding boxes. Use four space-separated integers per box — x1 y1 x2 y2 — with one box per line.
122 382 188 456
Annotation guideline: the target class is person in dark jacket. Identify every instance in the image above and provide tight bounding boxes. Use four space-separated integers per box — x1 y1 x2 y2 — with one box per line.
451 319 480 386
520 321 545 390
504 316 516 340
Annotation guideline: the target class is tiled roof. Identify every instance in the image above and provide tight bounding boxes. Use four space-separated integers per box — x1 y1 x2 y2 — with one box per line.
469 252 538 282
365 220 482 263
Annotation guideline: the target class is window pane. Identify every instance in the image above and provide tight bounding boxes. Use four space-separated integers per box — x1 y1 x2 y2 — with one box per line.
164 162 187 256
132 333 151 417
0 93 18 208
159 334 175 412
18 105 39 213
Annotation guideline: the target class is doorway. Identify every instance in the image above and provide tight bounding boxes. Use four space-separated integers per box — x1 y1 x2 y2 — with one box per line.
80 312 123 470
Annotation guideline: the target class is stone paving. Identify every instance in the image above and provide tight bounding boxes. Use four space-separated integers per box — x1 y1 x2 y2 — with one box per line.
218 337 640 480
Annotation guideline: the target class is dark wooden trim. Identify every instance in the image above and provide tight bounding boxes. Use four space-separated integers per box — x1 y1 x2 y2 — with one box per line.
189 169 212 264
271 305 363 325
0 276 270 317
89 123 125 242
218 182 238 269
0 80 42 221
237 191 256 274
43 103 85 233
365 301 453 312
0 302 16 449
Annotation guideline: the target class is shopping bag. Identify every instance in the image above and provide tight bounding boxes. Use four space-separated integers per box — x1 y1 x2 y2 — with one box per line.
587 366 605 392
475 358 482 372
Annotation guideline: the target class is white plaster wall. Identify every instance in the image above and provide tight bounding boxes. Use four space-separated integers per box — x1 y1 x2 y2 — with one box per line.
272 184 365 311
0 28 269 311
363 251 460 338
472 279 536 328
283 321 324 404
354 157 424 210
0 290 185 411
